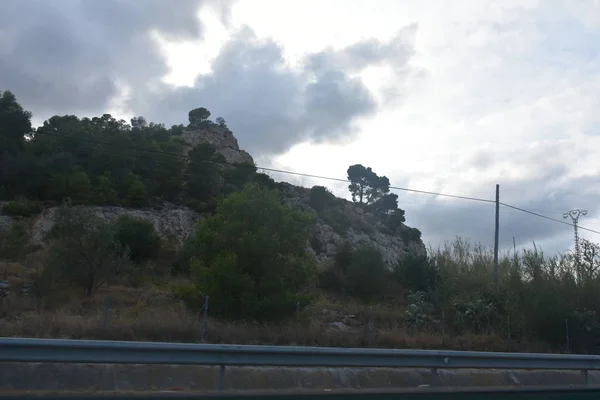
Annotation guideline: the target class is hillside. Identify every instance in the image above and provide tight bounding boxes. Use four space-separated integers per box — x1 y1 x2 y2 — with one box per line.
0 126 425 265
2 89 600 355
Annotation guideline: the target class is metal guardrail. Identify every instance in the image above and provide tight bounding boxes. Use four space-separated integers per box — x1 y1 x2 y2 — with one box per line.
2 387 600 400
1 338 600 391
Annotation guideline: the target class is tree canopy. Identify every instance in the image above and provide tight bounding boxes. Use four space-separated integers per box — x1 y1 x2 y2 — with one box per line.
0 90 255 208
180 183 316 320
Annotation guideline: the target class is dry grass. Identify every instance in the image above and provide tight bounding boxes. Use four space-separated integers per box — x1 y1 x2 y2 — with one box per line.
0 276 550 353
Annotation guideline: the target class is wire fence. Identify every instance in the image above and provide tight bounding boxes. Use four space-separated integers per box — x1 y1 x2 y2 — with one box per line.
83 292 600 356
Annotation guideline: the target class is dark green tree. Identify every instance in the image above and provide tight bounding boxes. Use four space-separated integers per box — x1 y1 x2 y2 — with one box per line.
0 90 32 155
309 185 336 212
93 170 119 205
114 215 161 264
188 107 212 129
45 170 92 203
216 117 228 129
181 183 316 320
347 164 390 204
47 202 130 296
123 173 149 207
185 143 225 202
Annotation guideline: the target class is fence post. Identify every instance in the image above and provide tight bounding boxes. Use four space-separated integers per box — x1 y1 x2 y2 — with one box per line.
431 368 439 387
565 318 570 354
201 296 209 342
103 296 111 332
364 306 373 347
507 315 511 351
218 364 225 391
441 311 445 346
295 301 300 344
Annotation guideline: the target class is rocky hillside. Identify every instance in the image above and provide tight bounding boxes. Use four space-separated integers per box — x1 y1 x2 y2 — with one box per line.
1 127 425 267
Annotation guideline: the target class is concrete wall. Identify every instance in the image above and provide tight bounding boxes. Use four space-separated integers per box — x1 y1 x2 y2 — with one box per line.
0 363 597 392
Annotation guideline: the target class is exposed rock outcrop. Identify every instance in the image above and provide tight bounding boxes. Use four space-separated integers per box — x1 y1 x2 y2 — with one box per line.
181 127 254 165
3 129 425 265
30 205 202 246
280 183 426 267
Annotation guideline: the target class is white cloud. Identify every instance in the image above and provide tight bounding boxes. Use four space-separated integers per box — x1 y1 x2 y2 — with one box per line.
238 0 600 251
3 0 600 255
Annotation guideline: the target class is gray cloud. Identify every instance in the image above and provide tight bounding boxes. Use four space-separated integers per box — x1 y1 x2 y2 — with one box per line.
400 167 600 255
0 0 231 117
130 26 418 155
0 0 418 157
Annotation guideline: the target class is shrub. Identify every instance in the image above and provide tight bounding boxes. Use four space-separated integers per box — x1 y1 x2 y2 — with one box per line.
405 291 434 328
0 221 29 261
2 197 42 217
345 246 387 300
182 183 316 321
400 226 422 242
113 215 161 264
394 252 438 292
319 243 387 300
309 186 337 212
46 202 131 296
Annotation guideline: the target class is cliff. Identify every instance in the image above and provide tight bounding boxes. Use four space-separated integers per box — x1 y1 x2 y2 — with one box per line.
1 127 425 267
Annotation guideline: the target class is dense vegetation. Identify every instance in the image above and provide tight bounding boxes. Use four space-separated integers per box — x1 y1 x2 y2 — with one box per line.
0 90 260 211
1 89 600 353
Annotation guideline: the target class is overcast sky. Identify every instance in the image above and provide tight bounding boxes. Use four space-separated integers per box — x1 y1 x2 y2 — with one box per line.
1 0 600 254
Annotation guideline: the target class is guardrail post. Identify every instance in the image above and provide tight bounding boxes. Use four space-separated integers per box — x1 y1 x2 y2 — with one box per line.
582 369 589 385
201 296 209 342
103 296 111 332
218 364 225 391
430 368 438 387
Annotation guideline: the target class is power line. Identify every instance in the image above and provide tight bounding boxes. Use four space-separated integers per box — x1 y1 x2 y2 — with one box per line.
37 131 496 203
36 130 600 235
500 203 600 235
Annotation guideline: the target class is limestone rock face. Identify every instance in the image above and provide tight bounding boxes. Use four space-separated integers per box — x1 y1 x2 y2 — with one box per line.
2 130 425 265
181 127 254 165
30 205 202 246
278 183 427 268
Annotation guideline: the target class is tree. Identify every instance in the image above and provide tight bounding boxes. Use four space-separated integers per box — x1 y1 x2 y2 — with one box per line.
45 170 91 203
123 173 148 207
371 193 399 214
46 202 130 296
181 183 316 320
216 117 228 129
93 170 118 205
114 215 161 264
309 185 336 212
347 164 390 204
130 116 147 128
185 143 225 202
394 253 438 292
188 107 211 129
0 90 32 155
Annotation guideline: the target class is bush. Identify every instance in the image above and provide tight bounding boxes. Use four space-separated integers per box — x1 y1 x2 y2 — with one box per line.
394 253 438 292
405 291 434 328
46 202 131 296
309 186 337 211
319 243 387 300
345 246 387 299
400 226 422 242
182 183 316 321
2 197 42 216
320 209 351 236
113 215 161 264
0 221 29 261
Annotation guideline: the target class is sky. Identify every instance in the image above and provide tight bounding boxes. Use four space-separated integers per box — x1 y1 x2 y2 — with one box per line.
1 0 600 255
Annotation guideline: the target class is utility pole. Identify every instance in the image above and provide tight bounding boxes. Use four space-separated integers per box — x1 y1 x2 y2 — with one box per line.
563 209 587 280
494 184 500 290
